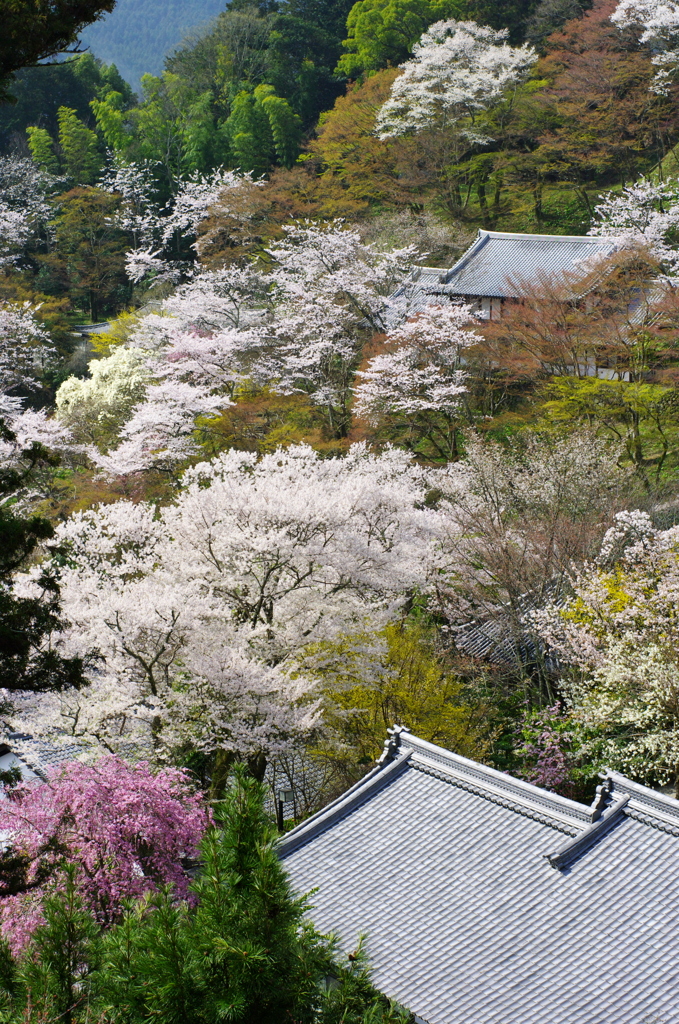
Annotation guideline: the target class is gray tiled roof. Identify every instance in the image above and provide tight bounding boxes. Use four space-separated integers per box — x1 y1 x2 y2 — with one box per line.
1 728 90 781
280 727 679 1024
440 230 617 299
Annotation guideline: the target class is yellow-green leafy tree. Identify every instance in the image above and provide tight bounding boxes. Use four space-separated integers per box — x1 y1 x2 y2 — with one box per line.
300 621 490 783
542 377 679 489
337 0 464 77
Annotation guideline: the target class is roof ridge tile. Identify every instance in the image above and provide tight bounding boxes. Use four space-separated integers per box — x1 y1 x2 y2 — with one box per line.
394 729 591 827
545 794 630 869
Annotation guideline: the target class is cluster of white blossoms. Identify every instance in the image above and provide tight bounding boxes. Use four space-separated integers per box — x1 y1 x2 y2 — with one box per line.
0 302 78 478
54 219 420 473
0 302 55 396
611 0 679 93
354 302 478 423
9 428 632 767
0 156 56 268
588 179 679 272
114 164 259 287
375 20 536 141
533 511 679 786
13 443 443 762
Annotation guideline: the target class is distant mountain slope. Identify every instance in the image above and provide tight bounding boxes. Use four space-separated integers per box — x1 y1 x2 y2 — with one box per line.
79 0 226 94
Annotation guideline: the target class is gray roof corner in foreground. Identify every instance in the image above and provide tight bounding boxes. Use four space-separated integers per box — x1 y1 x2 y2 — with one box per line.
280 728 679 1024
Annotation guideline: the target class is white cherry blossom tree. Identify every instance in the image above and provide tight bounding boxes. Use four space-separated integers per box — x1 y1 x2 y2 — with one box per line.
533 510 679 792
13 444 440 766
60 220 420 459
0 204 31 268
374 20 536 213
0 157 57 267
124 168 260 289
263 220 418 436
354 302 478 460
88 378 224 476
160 264 270 331
101 158 160 249
160 168 257 246
376 20 536 145
0 302 55 394
611 0 679 93
588 179 679 271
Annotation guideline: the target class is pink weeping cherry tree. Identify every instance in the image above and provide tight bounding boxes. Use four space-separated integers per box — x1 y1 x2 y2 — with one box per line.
0 757 210 953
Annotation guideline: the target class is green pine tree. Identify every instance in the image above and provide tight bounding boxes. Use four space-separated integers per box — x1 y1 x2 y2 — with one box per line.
94 768 410 1023
190 768 319 1023
0 770 410 1024
19 866 100 1024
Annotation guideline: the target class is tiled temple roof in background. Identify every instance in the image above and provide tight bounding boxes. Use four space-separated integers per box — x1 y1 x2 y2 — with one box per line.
439 230 617 299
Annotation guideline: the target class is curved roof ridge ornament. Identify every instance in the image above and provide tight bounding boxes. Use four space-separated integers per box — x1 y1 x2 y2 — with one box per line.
545 789 630 871
377 723 408 766
590 777 615 822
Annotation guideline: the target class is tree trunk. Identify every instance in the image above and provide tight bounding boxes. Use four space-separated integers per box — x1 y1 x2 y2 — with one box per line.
209 749 268 799
247 751 267 782
209 748 235 801
477 177 491 229
533 181 543 224
492 173 503 228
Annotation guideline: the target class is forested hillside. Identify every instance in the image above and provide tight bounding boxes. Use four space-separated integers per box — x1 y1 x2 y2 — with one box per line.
78 0 227 91
3 0 679 1015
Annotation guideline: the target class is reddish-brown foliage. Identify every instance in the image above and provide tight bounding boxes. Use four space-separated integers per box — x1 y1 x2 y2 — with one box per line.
536 0 679 188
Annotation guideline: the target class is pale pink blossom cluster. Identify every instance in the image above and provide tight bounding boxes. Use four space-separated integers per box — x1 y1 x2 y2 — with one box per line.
588 179 679 271
354 302 478 422
243 222 418 425
0 757 209 952
88 378 224 475
123 168 259 287
58 221 419 471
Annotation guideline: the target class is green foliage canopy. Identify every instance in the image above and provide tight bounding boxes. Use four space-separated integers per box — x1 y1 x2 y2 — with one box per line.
0 53 132 154
337 0 464 77
227 83 302 174
42 187 130 321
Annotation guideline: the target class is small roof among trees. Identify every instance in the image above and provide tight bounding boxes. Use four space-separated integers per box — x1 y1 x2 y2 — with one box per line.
422 229 618 300
280 726 679 1024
